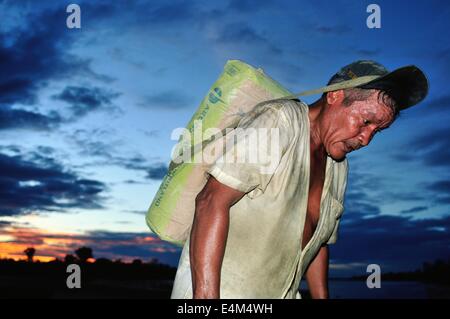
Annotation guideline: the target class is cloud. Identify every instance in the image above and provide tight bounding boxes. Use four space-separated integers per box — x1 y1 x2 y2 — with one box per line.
399 206 429 214
213 23 283 55
427 180 450 193
436 196 450 204
331 214 450 274
141 129 160 138
393 126 450 168
434 47 450 77
145 1 198 25
342 162 428 220
421 149 450 169
52 86 121 118
436 47 450 61
337 159 449 274
427 180 450 204
354 49 381 57
314 24 351 35
261 60 304 85
77 0 205 33
66 128 119 159
140 90 193 110
0 221 11 229
343 168 386 216
405 94 450 119
0 86 120 131
0 7 111 107
122 209 146 215
422 94 450 114
109 47 147 69
0 150 107 216
146 163 168 180
0 106 62 131
64 128 166 181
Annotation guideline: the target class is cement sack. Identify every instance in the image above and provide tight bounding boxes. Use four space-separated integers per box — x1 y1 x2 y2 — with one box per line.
145 59 293 246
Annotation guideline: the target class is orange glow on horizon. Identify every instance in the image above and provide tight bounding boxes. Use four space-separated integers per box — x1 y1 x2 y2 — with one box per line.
0 254 59 263
0 225 178 263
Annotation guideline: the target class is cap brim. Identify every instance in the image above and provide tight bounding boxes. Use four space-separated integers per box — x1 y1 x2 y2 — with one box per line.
358 66 429 110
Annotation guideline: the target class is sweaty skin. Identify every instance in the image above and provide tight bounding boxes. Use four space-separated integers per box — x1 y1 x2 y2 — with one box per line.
190 89 395 299
302 139 328 298
190 177 244 299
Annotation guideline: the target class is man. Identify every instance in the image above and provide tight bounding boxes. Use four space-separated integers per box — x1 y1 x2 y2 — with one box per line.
171 60 428 299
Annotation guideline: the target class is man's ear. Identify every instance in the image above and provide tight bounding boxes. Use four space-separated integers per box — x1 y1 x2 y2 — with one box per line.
326 90 345 106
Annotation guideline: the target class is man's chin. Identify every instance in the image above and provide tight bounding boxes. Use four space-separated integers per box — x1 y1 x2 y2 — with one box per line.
328 150 347 162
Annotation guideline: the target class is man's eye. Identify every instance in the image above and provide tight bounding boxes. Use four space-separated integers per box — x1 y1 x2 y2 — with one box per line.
363 119 370 125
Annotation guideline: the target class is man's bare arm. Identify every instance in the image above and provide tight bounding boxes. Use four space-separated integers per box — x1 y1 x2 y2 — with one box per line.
190 176 245 299
305 244 329 299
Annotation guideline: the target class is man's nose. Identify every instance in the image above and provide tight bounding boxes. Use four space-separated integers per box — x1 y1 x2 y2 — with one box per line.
358 130 375 147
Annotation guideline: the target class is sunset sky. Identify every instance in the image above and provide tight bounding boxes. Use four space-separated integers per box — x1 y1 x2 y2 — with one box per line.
0 0 449 276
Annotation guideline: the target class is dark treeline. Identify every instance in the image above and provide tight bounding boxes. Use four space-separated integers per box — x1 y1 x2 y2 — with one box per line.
1 245 176 280
0 257 176 280
0 246 177 298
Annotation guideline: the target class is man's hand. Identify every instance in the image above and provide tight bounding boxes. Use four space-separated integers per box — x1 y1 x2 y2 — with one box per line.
190 175 245 299
305 244 329 299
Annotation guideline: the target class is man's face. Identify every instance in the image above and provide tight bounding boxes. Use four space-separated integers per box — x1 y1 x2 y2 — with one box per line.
323 90 395 161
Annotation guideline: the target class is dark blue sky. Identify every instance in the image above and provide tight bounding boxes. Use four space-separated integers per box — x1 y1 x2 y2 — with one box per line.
0 0 449 276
